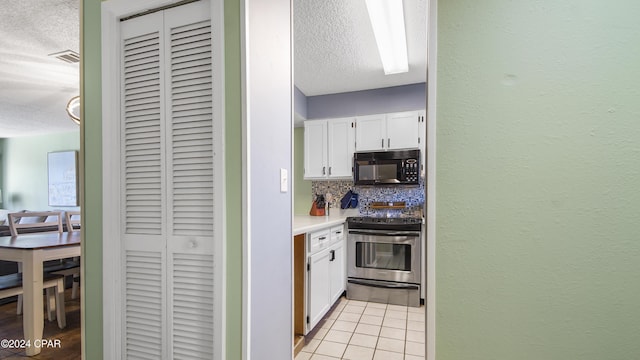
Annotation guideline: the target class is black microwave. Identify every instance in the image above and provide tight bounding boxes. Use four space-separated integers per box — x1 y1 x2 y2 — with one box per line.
353 149 420 185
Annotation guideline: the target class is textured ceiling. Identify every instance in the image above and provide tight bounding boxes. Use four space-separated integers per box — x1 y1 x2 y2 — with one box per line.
0 0 426 137
0 0 79 138
294 0 427 96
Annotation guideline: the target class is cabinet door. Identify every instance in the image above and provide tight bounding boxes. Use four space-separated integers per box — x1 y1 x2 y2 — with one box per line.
329 240 345 304
386 111 421 149
304 120 328 179
327 118 355 178
308 250 331 331
355 114 386 151
115 2 220 358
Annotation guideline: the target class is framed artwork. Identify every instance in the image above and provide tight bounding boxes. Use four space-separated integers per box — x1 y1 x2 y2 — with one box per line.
48 151 78 206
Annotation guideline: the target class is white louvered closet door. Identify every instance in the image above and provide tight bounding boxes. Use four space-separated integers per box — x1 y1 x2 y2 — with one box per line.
119 1 216 359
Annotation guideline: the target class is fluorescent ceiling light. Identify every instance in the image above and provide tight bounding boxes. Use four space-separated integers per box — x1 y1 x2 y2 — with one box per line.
365 0 409 75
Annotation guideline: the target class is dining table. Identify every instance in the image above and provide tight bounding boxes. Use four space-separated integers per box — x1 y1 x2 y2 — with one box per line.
0 231 80 356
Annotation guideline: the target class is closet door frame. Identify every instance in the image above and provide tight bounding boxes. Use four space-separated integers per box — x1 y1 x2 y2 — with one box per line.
101 1 225 359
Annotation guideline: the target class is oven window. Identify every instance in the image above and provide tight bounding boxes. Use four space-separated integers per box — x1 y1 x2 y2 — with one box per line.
358 164 397 181
355 242 411 271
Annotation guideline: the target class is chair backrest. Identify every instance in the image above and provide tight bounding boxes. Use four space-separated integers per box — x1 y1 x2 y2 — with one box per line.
65 211 81 232
7 211 63 236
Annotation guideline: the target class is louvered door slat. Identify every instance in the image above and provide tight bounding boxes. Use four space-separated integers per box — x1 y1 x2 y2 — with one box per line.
125 71 159 84
172 253 213 360
115 3 217 358
169 19 214 238
125 251 163 359
172 31 210 44
172 21 211 35
172 64 211 78
123 28 163 237
173 97 212 108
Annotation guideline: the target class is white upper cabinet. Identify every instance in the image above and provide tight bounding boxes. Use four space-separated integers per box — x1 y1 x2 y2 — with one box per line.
327 118 355 177
355 111 423 152
304 120 327 178
304 118 354 179
354 114 386 151
386 111 421 150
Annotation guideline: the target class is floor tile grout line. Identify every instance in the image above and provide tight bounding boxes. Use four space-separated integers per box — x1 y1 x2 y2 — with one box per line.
297 297 425 360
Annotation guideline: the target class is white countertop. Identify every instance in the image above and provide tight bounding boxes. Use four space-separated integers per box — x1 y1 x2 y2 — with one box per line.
293 208 359 235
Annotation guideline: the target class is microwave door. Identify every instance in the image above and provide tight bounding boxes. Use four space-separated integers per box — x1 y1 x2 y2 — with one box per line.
358 164 376 181
375 163 399 183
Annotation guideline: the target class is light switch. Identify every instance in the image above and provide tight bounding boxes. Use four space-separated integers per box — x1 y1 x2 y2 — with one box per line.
280 168 288 193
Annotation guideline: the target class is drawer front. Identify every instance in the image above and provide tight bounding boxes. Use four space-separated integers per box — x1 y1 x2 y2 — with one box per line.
330 225 344 245
308 229 331 254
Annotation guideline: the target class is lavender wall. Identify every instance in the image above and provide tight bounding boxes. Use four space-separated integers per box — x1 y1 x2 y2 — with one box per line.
306 82 426 119
294 86 307 119
246 0 292 358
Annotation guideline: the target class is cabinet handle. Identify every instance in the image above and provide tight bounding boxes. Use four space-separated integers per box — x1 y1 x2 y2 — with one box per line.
322 166 326 175
335 231 342 235
381 139 384 148
388 138 390 148
330 250 335 262
319 236 327 241
328 167 332 175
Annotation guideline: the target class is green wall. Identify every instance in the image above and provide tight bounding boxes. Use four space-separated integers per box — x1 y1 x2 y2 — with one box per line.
224 0 243 357
1 132 80 210
294 127 312 215
82 0 103 357
436 1 640 359
0 139 4 207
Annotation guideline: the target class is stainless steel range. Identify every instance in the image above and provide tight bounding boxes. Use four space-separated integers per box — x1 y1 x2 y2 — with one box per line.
346 216 422 307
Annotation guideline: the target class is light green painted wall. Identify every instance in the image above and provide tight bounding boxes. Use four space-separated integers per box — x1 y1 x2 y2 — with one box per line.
81 0 244 358
294 127 312 215
82 0 103 358
436 1 640 359
0 139 5 207
224 0 243 357
1 132 79 210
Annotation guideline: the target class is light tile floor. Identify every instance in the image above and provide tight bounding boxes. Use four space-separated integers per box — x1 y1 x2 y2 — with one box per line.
296 297 426 360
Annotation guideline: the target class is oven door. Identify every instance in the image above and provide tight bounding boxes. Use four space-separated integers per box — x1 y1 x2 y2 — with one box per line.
347 229 420 284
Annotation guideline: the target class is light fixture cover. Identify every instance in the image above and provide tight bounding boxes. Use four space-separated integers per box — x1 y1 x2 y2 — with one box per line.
67 96 80 125
365 0 409 75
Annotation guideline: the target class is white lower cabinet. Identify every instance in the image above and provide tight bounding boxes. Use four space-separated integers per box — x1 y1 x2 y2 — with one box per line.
306 224 345 333
328 240 345 305
308 248 332 330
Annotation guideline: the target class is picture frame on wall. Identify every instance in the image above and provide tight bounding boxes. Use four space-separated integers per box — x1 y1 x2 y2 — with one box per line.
48 151 78 206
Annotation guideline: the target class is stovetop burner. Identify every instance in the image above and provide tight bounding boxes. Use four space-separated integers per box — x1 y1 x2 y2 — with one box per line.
347 216 423 231
347 216 422 224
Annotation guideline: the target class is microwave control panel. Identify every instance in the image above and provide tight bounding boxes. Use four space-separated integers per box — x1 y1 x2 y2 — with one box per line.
404 159 419 182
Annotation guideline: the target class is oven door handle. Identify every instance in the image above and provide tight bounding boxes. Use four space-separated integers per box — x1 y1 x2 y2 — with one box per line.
348 230 420 237
348 279 419 290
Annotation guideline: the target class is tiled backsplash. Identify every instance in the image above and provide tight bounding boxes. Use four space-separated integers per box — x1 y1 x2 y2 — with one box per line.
311 179 425 217
311 180 354 209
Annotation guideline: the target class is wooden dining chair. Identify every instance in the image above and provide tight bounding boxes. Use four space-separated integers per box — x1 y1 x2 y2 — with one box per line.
7 211 77 315
65 210 81 232
50 210 81 299
7 211 64 315
7 211 63 236
0 273 66 329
